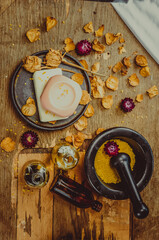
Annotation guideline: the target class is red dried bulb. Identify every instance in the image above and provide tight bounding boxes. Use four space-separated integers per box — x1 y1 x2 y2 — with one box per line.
120 98 135 112
21 130 38 148
104 141 119 156
76 40 92 56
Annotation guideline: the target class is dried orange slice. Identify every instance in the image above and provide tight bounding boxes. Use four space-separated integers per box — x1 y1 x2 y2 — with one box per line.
139 66 150 77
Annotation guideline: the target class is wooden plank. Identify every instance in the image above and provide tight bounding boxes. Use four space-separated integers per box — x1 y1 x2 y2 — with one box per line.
13 148 130 240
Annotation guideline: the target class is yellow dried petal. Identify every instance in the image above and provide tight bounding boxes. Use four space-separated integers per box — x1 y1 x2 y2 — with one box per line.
74 116 88 131
91 62 100 73
79 59 89 70
96 128 105 135
106 75 119 91
119 37 125 43
64 38 75 52
128 73 139 87
71 73 84 85
102 95 113 109
83 22 94 33
92 39 106 54
123 57 131 68
84 104 94 118
136 94 143 102
105 33 121 45
46 17 57 32
26 97 35 105
139 66 150 77
21 103 36 116
147 85 158 98
112 62 123 73
0 137 15 152
135 55 148 67
118 45 126 54
26 28 40 42
80 90 91 105
49 121 56 125
95 25 104 37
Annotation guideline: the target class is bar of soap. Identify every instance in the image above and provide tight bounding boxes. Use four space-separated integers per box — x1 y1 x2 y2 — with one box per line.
40 75 82 117
33 68 67 122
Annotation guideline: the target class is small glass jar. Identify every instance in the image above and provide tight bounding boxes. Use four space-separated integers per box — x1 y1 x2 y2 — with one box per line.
22 160 49 188
51 141 79 170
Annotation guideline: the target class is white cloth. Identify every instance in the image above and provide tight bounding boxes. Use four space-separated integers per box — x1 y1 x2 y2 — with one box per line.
112 0 159 64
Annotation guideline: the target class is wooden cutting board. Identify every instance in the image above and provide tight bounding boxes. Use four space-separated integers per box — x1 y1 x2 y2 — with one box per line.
11 147 132 240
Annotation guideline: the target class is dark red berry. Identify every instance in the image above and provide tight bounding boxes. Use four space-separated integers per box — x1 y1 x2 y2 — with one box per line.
120 98 135 112
104 141 119 156
21 131 38 148
76 40 92 56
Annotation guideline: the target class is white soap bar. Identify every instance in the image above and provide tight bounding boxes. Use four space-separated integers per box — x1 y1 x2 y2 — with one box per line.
33 68 67 122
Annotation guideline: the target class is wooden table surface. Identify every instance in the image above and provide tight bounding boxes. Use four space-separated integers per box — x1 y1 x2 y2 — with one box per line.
0 0 159 239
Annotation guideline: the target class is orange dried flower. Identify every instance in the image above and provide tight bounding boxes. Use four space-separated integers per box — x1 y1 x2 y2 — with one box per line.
147 85 158 98
91 62 100 73
96 128 105 135
71 73 84 85
92 39 106 54
45 49 63 67
83 22 94 33
84 104 94 118
105 33 121 45
26 28 40 42
80 90 91 105
95 25 104 37
112 62 123 73
74 116 88 131
128 73 139 87
106 75 119 91
102 95 113 109
46 17 57 31
135 55 148 67
79 59 88 70
64 38 75 52
139 66 150 77
136 94 143 102
23 56 42 73
0 137 15 152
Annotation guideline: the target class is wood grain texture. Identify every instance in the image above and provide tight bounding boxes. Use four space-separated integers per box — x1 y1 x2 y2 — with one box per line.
0 0 159 239
13 148 130 240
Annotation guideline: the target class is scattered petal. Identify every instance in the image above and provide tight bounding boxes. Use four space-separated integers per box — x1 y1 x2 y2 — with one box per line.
136 94 143 102
26 28 40 42
135 55 148 67
0 137 15 152
128 73 139 87
71 73 84 85
112 62 123 73
92 39 106 54
102 95 113 109
139 66 150 77
84 104 95 117
95 25 104 37
83 22 94 33
64 38 75 52
106 75 119 91
105 33 121 45
74 116 88 131
147 85 158 98
80 90 91 105
91 62 100 73
46 17 57 31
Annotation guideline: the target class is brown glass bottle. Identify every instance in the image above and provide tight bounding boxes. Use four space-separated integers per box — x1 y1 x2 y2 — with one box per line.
50 175 102 212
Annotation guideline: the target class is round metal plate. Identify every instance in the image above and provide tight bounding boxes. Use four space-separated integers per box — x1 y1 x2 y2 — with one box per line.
10 50 91 131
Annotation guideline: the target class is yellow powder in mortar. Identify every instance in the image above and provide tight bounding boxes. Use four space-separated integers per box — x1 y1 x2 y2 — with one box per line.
94 139 136 184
